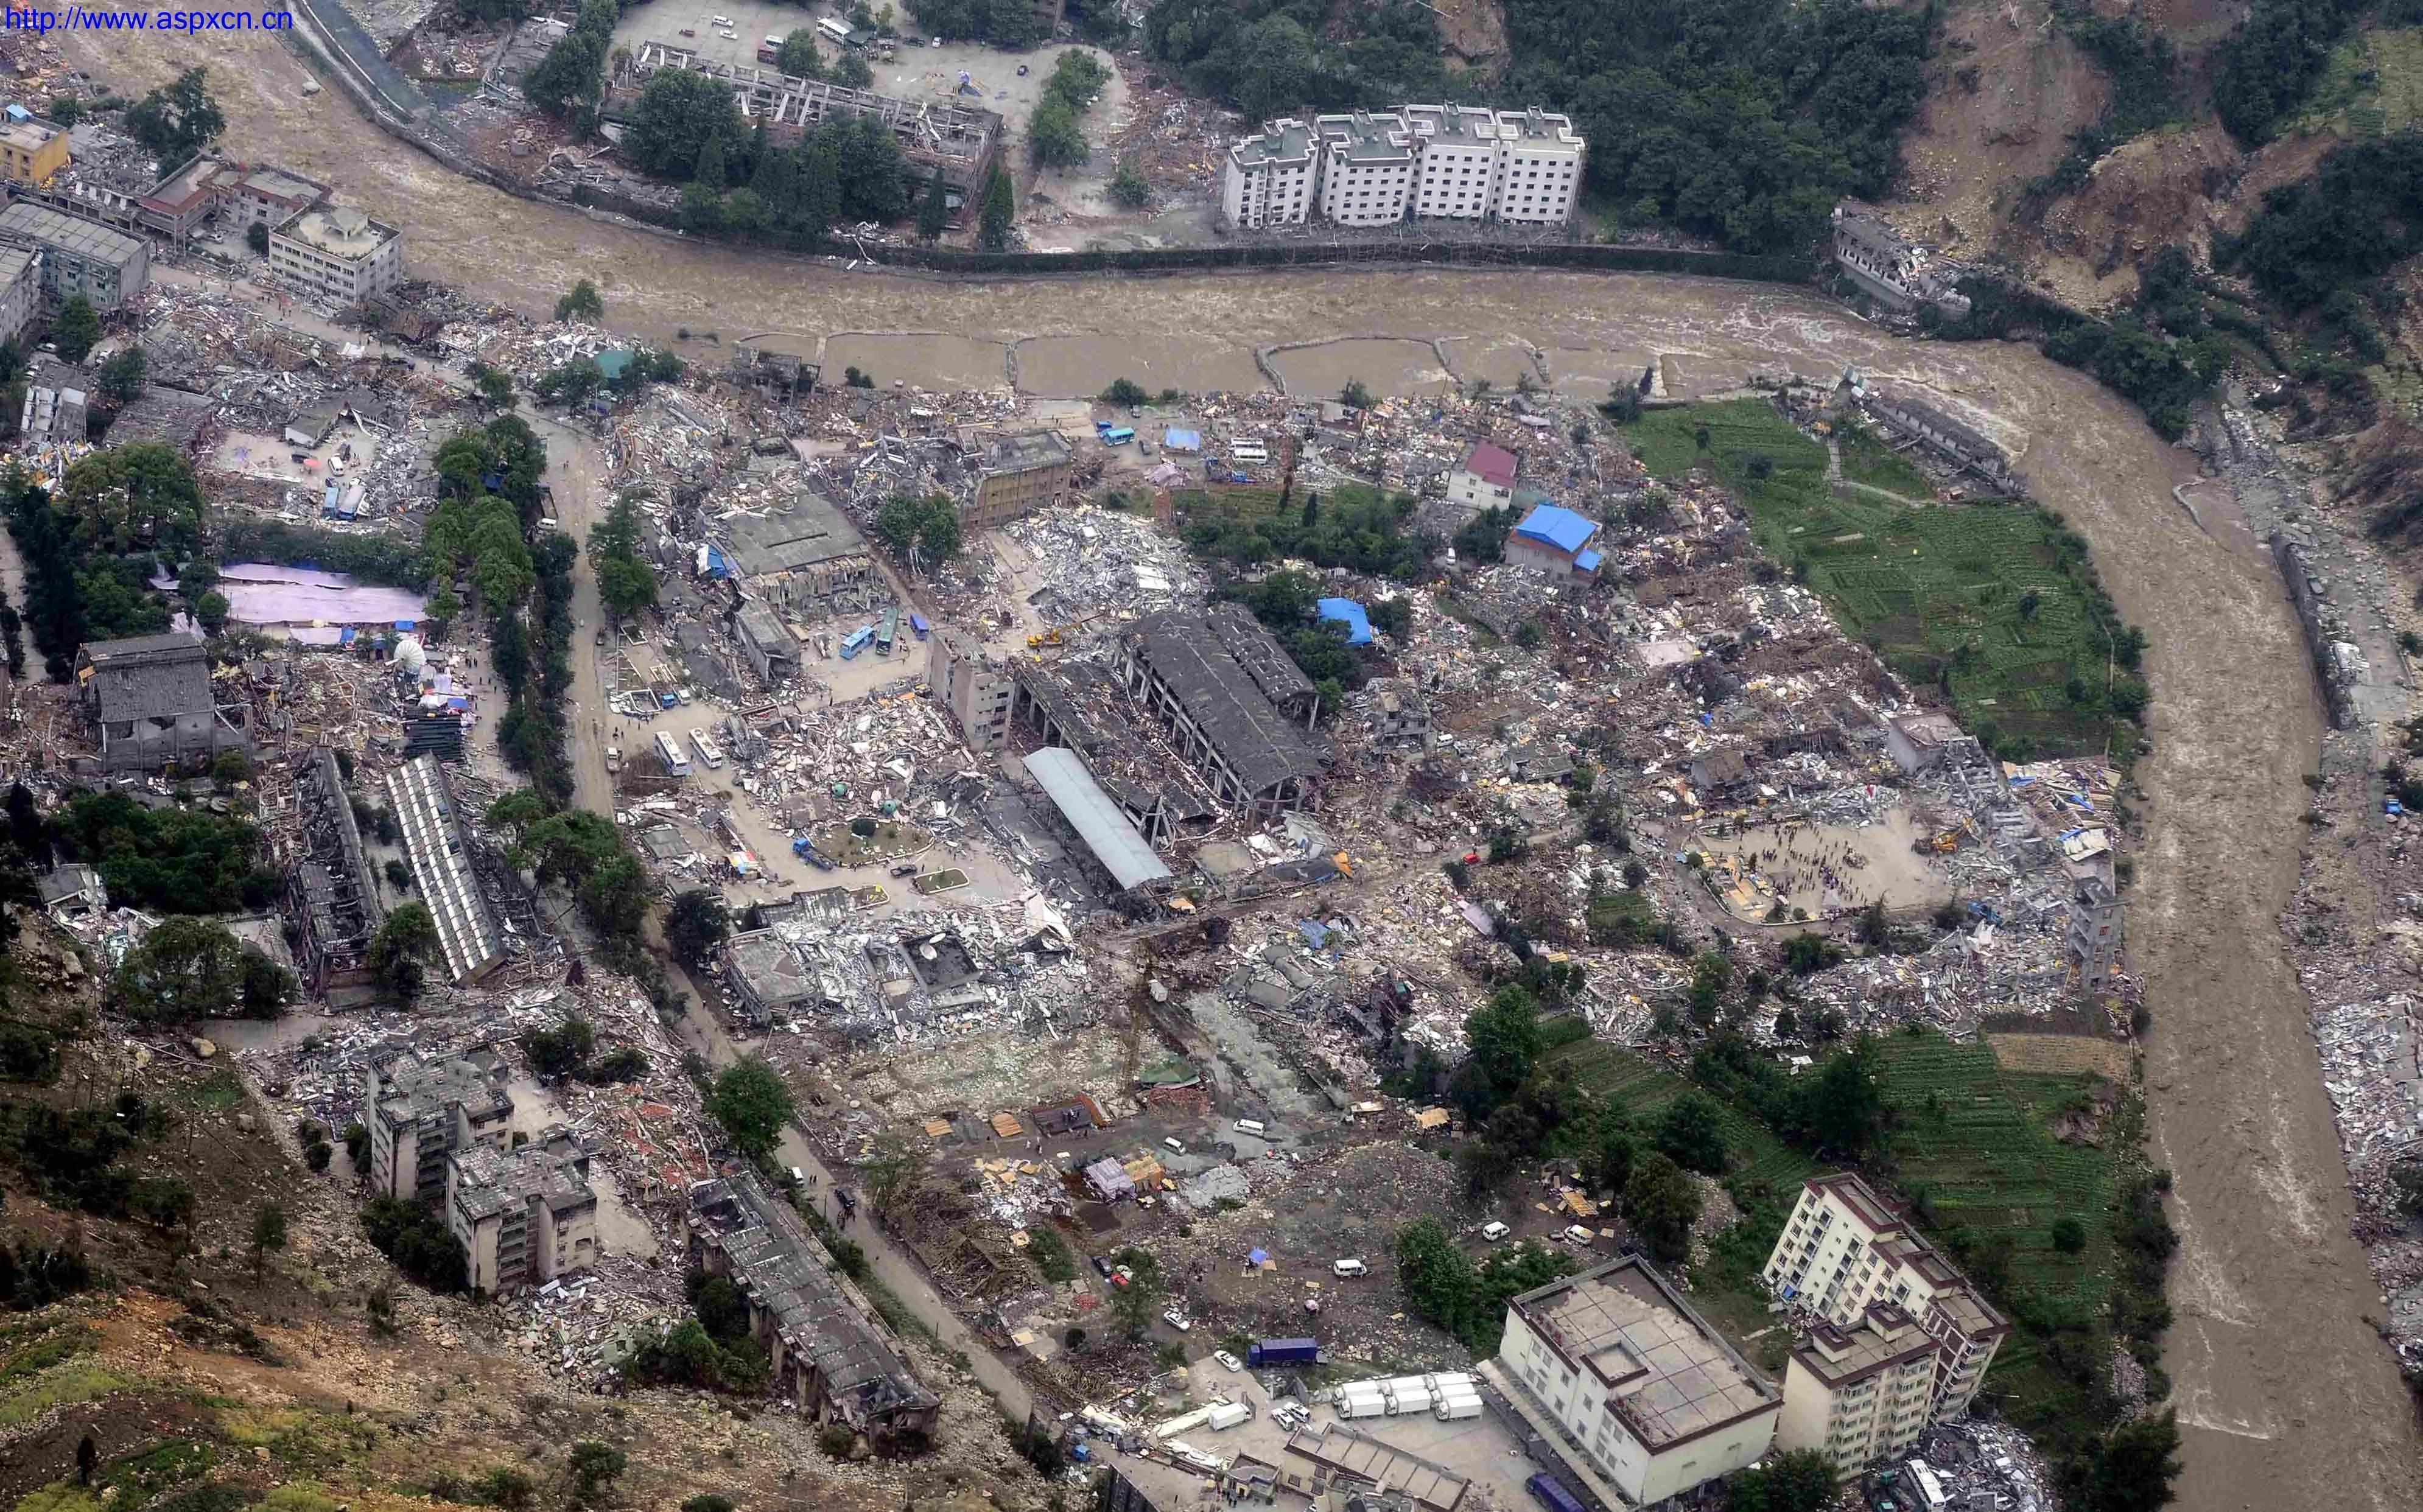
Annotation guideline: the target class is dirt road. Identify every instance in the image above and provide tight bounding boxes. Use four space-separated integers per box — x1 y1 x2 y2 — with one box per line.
80 26 2423 1507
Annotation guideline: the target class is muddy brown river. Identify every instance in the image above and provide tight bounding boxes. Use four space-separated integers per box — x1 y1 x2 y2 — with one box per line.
80 27 2423 1510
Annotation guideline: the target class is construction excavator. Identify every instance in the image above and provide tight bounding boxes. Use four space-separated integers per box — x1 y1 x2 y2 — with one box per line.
1026 609 1104 651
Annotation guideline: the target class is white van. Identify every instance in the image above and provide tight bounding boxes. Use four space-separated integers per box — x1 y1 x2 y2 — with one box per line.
1480 1221 1510 1242
1163 1137 1186 1155
1234 1118 1267 1137
1564 1225 1596 1246
1331 1258 1368 1278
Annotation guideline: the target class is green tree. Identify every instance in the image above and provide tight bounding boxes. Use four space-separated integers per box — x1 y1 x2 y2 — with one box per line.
250 1201 287 1283
857 1131 929 1214
1724 1447 1839 1512
914 168 950 242
667 888 731 970
566 1443 626 1507
526 1017 596 1079
2080 1411 2181 1512
1797 1036 1885 1157
523 26 607 119
1395 1216 1479 1340
623 68 742 180
776 29 826 78
706 1057 794 1162
586 493 659 619
468 361 516 411
1029 94 1087 169
555 278 605 323
1339 378 1373 410
58 442 208 555
1464 985 1543 1101
1654 1091 1728 1175
1108 158 1150 209
94 347 146 404
123 67 223 170
244 220 268 254
366 900 440 1000
977 163 1015 250
50 296 100 363
114 917 295 1024
1623 1151 1702 1265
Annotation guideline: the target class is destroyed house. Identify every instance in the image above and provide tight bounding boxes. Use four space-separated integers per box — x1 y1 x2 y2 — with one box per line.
365 1044 514 1202
387 755 507 985
1012 658 1214 846
722 928 819 1025
75 632 248 773
1859 393 2007 486
286 744 386 998
734 601 798 685
688 1171 941 1438
720 492 878 612
617 43 1001 205
447 1130 598 1295
1116 607 1327 822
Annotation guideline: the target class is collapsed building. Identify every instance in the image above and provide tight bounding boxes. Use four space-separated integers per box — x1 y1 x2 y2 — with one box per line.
387 754 507 985
717 491 880 615
687 1169 941 1440
363 1043 515 1202
1829 203 1971 320
1116 606 1327 822
285 744 386 999
614 43 1001 208
74 632 250 773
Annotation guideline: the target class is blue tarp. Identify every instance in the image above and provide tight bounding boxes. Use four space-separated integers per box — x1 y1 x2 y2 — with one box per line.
1164 427 1202 452
1299 920 1331 949
704 544 734 578
595 349 636 380
1247 1248 1270 1266
1316 597 1372 645
1574 548 1602 573
1514 503 1597 555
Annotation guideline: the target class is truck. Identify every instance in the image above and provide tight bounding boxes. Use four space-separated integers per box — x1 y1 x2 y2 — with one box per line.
1331 1385 1387 1420
1432 1390 1483 1422
1527 1474 1587 1512
1377 1376 1432 1415
1204 1401 1251 1432
654 730 692 778
1247 1338 1320 1368
790 836 835 870
840 626 875 659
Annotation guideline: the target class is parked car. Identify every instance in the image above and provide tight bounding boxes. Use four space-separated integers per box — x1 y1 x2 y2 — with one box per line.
890 862 919 877
1161 1310 1191 1332
1331 1258 1368 1278
1213 1350 1243 1372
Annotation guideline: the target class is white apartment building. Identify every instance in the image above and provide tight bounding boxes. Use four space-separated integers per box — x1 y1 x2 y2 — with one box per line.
268 205 404 306
1403 103 1503 220
1492 107 1586 225
1776 1301 1941 1473
1762 1174 2011 1441
1495 1257 1780 1507
1314 111 1416 227
1221 119 1316 230
447 1130 599 1295
1224 106 1586 230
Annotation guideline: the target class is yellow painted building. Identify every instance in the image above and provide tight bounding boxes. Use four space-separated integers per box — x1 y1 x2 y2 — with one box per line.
0 121 68 187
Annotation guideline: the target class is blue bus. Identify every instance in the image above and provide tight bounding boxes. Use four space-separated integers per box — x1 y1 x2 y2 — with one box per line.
908 612 930 640
840 626 874 659
1100 426 1135 446
1526 1474 1587 1512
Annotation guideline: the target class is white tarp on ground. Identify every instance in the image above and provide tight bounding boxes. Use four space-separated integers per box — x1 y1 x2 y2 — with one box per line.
180 562 428 628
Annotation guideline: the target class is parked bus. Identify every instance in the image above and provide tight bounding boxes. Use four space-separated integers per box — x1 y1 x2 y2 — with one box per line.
877 607 899 654
654 730 692 778
1229 439 1269 463
691 730 726 770
815 16 852 44
909 612 930 640
1525 1475 1585 1512
1100 426 1135 446
839 626 875 660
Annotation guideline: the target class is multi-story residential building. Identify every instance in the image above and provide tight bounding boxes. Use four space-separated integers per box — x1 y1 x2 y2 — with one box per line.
930 627 1015 752
363 1045 514 1202
967 430 1072 530
223 164 328 228
1447 440 1518 514
0 119 69 188
1776 1301 1941 1473
0 201 148 312
1226 107 1585 230
1314 111 1416 227
1831 201 1972 318
1490 108 1585 225
2068 872 2122 992
1493 1256 1781 1507
0 244 41 355
1403 103 1503 220
1762 1173 2011 1437
267 206 404 306
447 1130 598 1295
1221 119 1315 229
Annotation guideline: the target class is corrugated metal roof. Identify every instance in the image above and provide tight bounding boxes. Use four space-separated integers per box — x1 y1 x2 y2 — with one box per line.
1025 746 1173 891
1515 503 1597 555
